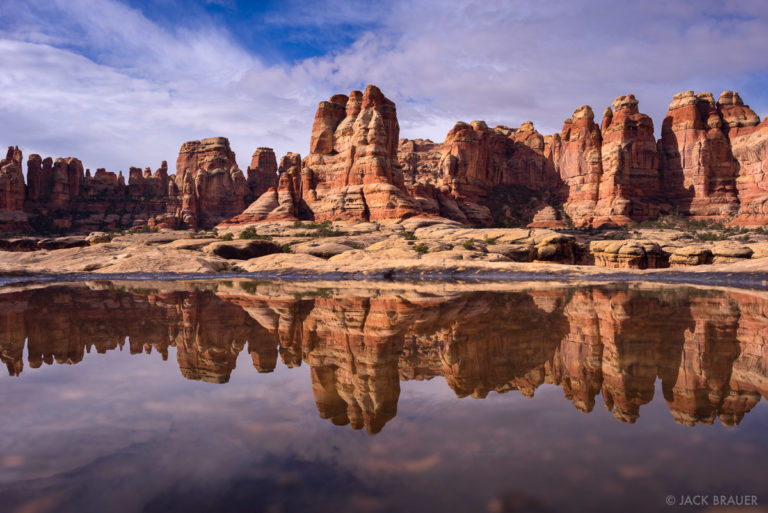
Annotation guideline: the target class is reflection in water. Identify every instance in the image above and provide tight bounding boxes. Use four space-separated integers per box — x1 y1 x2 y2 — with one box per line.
2 282 768 433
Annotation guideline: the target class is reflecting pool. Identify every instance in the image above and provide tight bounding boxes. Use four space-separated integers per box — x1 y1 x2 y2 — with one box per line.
1 280 767 512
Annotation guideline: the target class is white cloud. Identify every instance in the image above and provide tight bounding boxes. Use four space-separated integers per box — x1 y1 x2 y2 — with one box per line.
1 0 767 174
0 0 320 172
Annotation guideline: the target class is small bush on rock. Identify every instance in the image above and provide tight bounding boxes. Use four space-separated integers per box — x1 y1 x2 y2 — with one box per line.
239 227 273 240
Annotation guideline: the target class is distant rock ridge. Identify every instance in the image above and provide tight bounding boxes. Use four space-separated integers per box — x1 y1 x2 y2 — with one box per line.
2 85 768 233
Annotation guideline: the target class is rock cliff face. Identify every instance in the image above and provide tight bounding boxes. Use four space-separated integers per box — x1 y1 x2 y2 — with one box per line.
594 94 660 226
0 147 29 232
23 153 174 232
246 147 278 202
219 152 303 225
0 137 250 233
558 106 603 227
720 91 768 226
174 137 246 229
658 91 739 219
3 283 768 431
3 86 768 233
395 93 667 228
397 120 563 227
300 85 422 222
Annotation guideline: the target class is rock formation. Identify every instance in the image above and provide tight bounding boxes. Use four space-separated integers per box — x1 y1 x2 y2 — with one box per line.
721 91 768 225
0 146 29 232
2 86 768 234
174 137 246 229
558 106 603 226
0 137 251 233
658 91 739 219
219 152 304 225
300 86 422 222
593 95 660 226
246 147 278 202
397 120 564 227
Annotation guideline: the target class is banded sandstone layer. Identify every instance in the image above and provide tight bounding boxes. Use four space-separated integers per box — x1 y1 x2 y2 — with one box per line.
2 86 768 234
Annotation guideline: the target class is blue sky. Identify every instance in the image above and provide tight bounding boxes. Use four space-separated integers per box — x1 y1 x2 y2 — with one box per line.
1 0 767 173
121 0 391 64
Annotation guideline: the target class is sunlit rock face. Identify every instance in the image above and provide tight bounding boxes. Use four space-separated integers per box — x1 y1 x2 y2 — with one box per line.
3 283 768 432
593 95 660 227
5 86 768 233
22 151 175 232
0 146 29 232
0 137 249 233
174 137 247 230
721 91 768 226
246 147 278 203
558 106 603 227
658 91 739 220
220 152 303 225
397 120 565 227
300 86 422 223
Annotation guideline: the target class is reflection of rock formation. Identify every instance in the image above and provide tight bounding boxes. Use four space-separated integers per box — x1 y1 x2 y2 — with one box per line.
2 283 768 431
0 287 264 384
437 292 568 398
173 291 252 383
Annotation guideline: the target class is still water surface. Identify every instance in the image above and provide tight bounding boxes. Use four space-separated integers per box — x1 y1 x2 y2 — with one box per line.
1 280 767 513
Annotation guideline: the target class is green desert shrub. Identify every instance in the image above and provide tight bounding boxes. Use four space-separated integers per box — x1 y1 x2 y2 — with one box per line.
239 227 273 240
695 231 728 241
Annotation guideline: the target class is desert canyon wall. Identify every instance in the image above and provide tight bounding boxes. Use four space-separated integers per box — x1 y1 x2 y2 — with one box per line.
2 86 768 232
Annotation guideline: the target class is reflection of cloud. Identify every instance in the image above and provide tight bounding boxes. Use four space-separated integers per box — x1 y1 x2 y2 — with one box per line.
237 420 301 436
618 465 651 479
2 455 24 468
142 400 218 414
1 0 767 173
58 389 86 400
12 495 63 513
365 452 442 473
